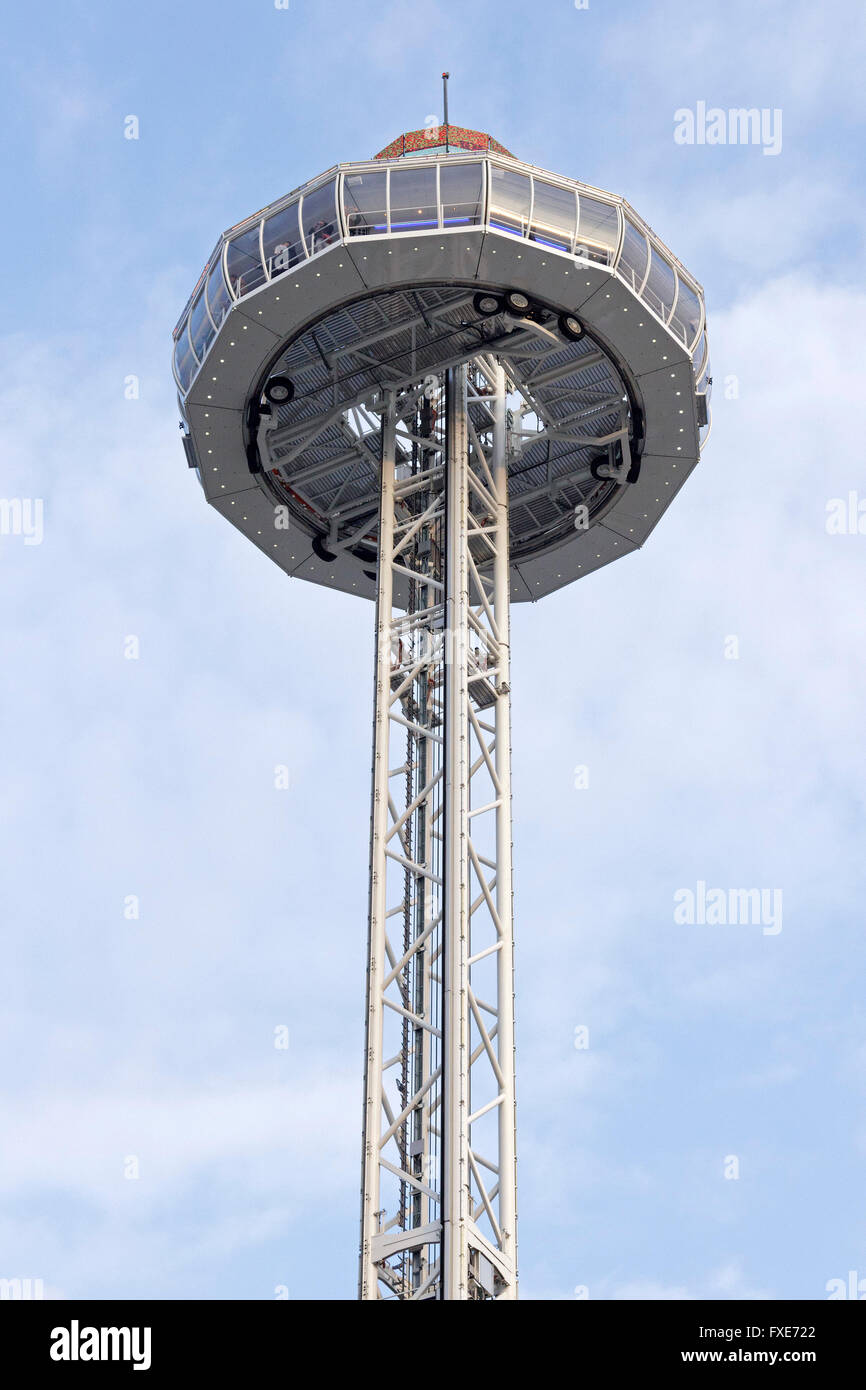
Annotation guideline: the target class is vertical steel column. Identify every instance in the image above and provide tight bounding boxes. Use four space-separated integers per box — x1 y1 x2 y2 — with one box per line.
491 359 518 1296
442 365 471 1299
359 391 397 1300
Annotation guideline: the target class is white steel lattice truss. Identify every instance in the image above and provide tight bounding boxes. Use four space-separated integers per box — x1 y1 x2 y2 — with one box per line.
360 357 518 1300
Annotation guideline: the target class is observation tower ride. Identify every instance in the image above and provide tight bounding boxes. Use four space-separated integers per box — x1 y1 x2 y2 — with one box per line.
172 110 711 1301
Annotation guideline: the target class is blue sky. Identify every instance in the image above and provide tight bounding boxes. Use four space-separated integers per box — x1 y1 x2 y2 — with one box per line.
1 0 865 1300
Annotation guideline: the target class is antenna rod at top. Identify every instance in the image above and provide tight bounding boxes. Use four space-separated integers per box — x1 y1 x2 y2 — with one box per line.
442 71 450 153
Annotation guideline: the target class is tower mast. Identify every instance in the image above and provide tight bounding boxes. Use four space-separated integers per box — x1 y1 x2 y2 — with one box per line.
360 361 518 1300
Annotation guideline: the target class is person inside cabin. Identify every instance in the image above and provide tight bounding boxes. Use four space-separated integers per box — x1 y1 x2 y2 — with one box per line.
309 219 334 254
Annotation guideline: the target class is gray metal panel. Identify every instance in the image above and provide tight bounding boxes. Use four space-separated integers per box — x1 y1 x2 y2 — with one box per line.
184 401 248 502
186 316 281 413
244 253 368 340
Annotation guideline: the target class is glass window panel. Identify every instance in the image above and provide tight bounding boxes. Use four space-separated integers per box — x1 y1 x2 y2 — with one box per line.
389 166 438 231
692 328 708 376
617 219 649 293
206 257 231 329
343 171 388 235
642 247 676 321
576 195 619 265
189 288 214 362
696 354 711 395
173 323 197 394
439 163 483 227
488 166 530 236
670 278 701 348
263 200 304 275
226 226 266 298
530 178 575 252
301 180 339 254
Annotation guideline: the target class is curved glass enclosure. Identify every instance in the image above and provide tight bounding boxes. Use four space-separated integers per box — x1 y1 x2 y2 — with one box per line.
617 220 649 294
206 258 231 330
226 226 267 299
173 155 705 395
670 277 702 348
344 170 388 235
389 165 438 231
440 162 484 227
173 324 197 394
188 288 214 362
642 247 677 325
693 328 708 380
488 166 531 236
576 194 620 266
301 179 339 253
530 179 577 252
263 200 304 276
